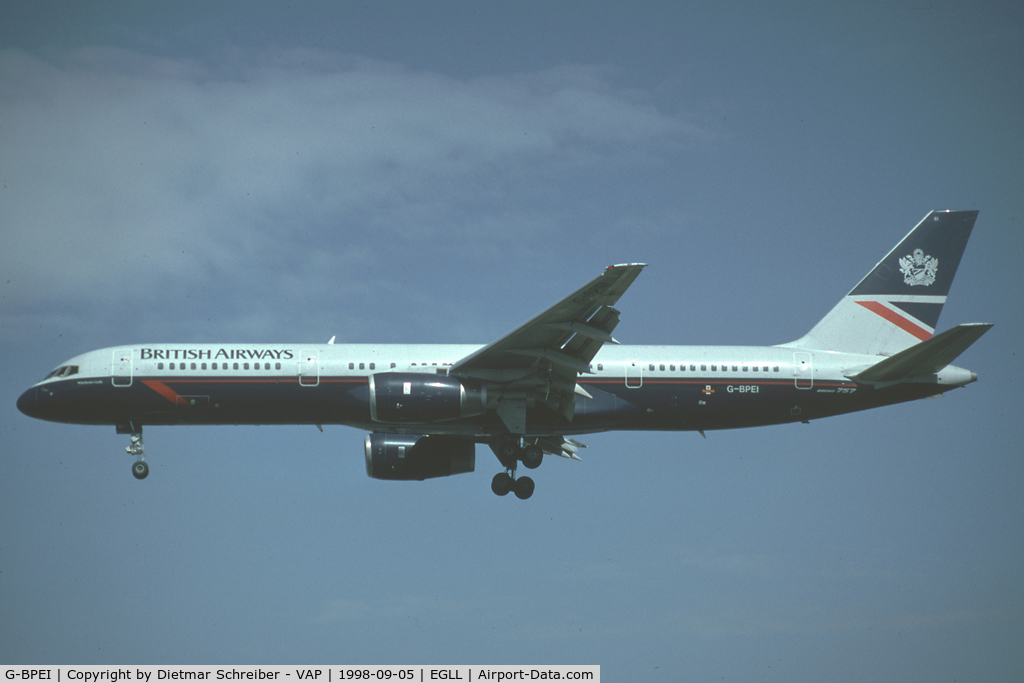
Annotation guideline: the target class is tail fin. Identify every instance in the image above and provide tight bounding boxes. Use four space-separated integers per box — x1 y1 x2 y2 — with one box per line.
786 210 979 356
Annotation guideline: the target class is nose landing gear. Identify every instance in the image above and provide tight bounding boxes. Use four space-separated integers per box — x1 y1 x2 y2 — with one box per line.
132 459 149 480
120 423 148 480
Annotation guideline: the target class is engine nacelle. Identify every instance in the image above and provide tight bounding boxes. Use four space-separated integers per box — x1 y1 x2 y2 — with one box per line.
368 372 486 424
364 433 475 481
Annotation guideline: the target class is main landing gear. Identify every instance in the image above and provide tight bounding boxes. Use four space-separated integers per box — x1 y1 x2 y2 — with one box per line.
490 440 544 500
119 423 148 480
491 470 535 499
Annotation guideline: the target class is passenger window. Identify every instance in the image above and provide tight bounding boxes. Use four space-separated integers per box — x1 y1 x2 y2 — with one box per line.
369 363 375 370
711 365 717 371
201 363 207 370
275 362 281 370
700 364 706 371
349 362 354 370
752 366 758 372
773 366 779 372
243 363 249 370
190 362 196 370
732 365 738 372
763 366 769 372
659 364 665 371
158 363 164 370
597 364 603 371
649 364 655 371
742 366 748 372
359 362 365 370
390 362 396 369
233 362 239 370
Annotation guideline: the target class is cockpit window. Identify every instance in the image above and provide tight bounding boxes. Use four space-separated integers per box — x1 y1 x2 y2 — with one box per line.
43 365 79 380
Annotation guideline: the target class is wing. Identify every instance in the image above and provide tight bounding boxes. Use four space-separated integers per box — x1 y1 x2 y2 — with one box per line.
450 263 646 433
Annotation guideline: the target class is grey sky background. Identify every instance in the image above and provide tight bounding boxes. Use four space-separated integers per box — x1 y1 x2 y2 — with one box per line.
1 2 1022 679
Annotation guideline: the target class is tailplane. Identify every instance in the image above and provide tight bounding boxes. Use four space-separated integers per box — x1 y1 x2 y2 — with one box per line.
786 210 979 356
846 323 992 385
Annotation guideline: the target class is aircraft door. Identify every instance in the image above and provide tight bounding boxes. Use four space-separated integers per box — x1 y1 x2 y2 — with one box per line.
625 361 642 388
112 348 133 387
299 350 320 387
793 352 813 389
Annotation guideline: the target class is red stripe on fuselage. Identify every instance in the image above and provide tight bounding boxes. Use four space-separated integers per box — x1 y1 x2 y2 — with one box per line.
855 300 932 341
142 380 182 404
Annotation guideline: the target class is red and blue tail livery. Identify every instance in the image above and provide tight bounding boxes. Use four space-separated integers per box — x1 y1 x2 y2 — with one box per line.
790 210 979 356
17 211 991 499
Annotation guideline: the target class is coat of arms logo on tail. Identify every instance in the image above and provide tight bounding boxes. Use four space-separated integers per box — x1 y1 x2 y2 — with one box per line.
899 248 938 286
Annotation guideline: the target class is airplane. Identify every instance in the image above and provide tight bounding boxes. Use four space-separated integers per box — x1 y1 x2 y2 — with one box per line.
17 210 991 500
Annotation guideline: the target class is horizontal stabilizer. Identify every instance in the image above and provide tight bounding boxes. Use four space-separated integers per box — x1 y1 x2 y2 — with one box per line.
848 323 993 383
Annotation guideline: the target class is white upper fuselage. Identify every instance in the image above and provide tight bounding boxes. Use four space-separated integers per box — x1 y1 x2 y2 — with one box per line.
35 342 975 389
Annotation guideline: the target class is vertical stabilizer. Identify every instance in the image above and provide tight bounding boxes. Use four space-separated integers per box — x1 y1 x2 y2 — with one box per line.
785 210 978 356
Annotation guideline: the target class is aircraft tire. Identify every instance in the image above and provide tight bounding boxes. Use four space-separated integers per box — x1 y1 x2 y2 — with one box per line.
491 472 513 496
521 445 543 469
132 460 149 480
513 476 535 500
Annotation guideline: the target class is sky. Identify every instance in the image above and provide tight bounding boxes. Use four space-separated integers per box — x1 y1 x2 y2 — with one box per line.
1 1 1022 679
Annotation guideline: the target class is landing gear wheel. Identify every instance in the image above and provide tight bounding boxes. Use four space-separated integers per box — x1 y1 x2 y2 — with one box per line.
513 476 535 500
491 472 513 496
132 460 149 480
124 428 147 480
521 445 543 469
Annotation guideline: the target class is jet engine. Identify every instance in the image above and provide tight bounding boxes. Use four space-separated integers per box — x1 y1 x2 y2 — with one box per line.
368 372 486 424
364 433 475 480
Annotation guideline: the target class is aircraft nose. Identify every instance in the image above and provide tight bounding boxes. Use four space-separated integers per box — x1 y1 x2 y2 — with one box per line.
16 387 38 417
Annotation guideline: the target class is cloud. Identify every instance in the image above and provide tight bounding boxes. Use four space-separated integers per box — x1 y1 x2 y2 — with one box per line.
0 47 706 342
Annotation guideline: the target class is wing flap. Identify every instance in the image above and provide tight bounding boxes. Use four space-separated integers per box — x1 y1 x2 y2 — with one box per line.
534 435 588 460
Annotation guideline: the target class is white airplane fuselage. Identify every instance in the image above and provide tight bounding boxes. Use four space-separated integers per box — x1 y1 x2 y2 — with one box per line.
18 341 976 435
